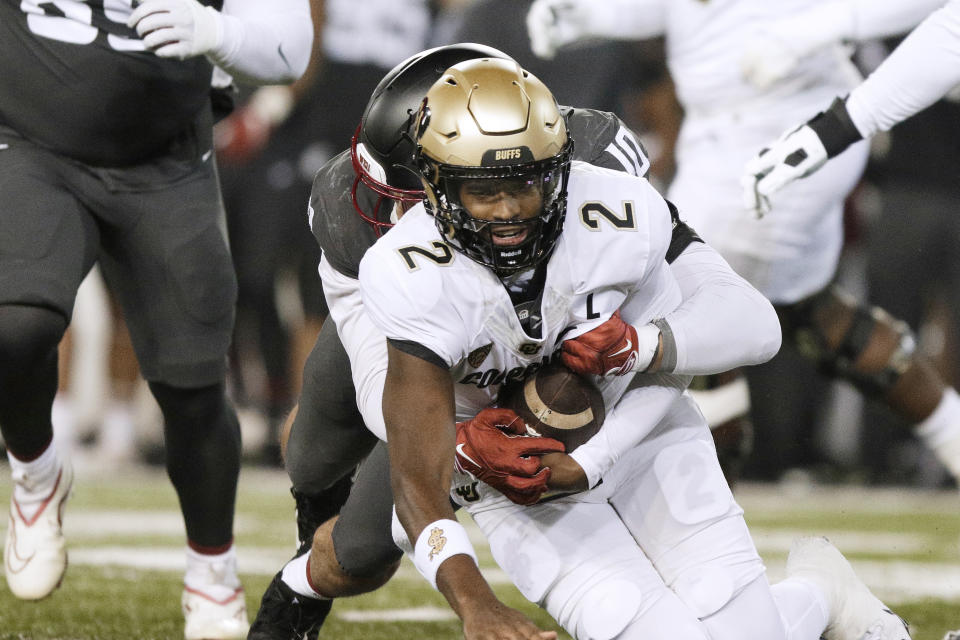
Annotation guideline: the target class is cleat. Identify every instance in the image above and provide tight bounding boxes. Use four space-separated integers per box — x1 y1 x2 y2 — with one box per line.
787 537 911 640
247 567 331 640
182 583 250 639
4 462 73 600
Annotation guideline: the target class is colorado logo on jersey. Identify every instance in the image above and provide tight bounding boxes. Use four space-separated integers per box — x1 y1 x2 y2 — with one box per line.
458 351 559 390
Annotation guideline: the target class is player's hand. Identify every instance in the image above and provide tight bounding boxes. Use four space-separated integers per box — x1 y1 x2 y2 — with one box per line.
213 86 294 165
526 0 595 59
128 0 223 60
455 407 565 506
741 124 827 217
462 598 558 640
742 97 861 217
739 8 845 90
561 311 659 376
740 31 802 90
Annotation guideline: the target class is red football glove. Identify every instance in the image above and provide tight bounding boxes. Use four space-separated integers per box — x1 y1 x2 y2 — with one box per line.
561 310 653 376
455 407 566 506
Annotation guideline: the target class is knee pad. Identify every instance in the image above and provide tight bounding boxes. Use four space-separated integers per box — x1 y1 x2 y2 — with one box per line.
671 566 736 619
574 579 645 640
0 305 66 367
777 286 916 397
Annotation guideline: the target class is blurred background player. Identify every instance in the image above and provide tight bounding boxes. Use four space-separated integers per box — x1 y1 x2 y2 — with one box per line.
743 0 960 211
524 0 960 488
0 0 311 637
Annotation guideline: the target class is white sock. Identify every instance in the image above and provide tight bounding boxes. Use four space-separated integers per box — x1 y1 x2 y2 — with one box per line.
914 388 960 479
770 577 831 640
281 553 326 600
8 442 62 520
184 545 241 596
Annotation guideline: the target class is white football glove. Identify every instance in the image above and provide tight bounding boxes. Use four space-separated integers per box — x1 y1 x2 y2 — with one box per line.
526 0 594 59
740 32 802 91
740 3 850 90
742 97 862 217
527 0 645 60
128 0 223 61
741 125 828 218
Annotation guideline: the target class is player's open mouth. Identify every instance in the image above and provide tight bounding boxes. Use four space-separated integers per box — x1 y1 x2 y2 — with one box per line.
491 227 529 246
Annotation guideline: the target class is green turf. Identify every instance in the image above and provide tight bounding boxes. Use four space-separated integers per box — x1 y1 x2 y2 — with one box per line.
0 468 958 639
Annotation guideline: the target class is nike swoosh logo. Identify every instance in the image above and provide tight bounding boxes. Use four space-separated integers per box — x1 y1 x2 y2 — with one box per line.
277 43 291 70
609 338 633 358
455 443 481 469
5 514 36 574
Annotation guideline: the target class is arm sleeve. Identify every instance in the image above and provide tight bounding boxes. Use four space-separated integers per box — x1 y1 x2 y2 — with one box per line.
570 373 690 488
584 0 667 40
848 0 947 41
846 0 960 137
211 0 313 84
657 242 781 375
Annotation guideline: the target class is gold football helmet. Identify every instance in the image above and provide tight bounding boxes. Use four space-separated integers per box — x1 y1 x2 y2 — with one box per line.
415 58 572 274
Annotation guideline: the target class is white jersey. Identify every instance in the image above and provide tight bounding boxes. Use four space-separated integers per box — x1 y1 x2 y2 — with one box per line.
847 0 960 137
620 0 860 121
641 0 869 303
360 162 685 500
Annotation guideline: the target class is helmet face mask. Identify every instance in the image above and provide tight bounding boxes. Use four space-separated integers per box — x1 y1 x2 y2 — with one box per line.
350 44 513 236
350 125 421 236
423 156 570 274
415 58 573 275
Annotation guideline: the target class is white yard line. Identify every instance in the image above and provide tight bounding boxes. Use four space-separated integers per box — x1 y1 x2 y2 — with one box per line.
63 541 960 601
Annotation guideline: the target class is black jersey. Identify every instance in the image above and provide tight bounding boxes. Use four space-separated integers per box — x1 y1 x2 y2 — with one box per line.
0 0 223 166
311 107 650 279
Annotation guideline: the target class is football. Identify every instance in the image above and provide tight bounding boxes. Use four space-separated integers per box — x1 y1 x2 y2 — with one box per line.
497 360 605 452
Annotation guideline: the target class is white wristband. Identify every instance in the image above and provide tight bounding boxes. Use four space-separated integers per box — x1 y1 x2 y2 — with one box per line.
413 519 478 590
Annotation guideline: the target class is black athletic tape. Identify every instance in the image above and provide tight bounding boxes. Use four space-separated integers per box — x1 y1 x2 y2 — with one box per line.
665 201 704 264
807 97 863 158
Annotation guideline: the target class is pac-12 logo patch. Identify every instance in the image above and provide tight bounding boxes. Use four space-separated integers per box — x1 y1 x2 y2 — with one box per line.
468 343 493 368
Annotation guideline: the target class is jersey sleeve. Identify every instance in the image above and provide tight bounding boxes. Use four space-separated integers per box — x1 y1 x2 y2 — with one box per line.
571 373 691 488
358 240 468 369
309 152 381 280
846 0 960 137
658 242 781 375
214 0 312 83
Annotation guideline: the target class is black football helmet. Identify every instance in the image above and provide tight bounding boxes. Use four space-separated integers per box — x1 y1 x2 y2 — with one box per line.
351 43 513 236
415 58 573 275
